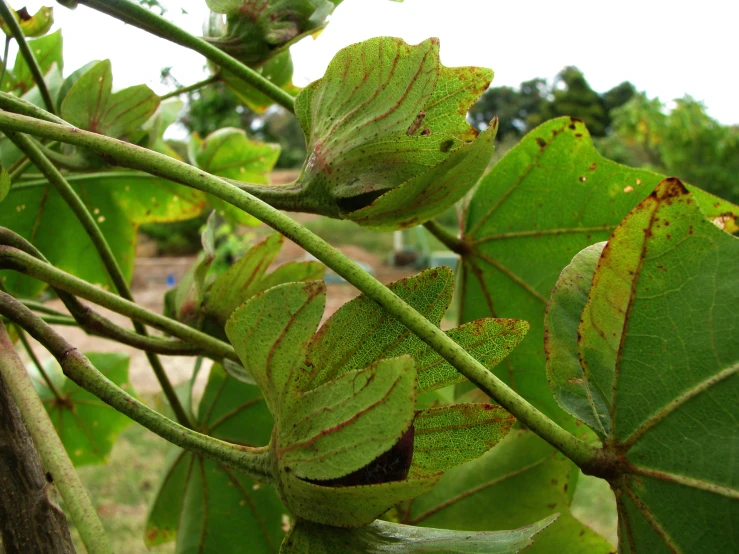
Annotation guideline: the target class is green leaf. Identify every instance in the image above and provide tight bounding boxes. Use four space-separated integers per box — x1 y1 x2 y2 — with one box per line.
146 364 284 551
291 37 495 229
32 352 134 466
303 267 524 394
545 242 609 437
142 97 184 159
405 430 615 553
552 179 738 553
0 163 9 203
225 280 326 415
56 60 98 111
460 117 739 428
278 469 441 527
278 356 417 481
415 318 528 394
2 29 62 94
281 515 558 553
190 127 280 225
347 121 497 230
0 172 206 297
302 267 453 390
61 59 159 141
222 50 299 114
0 6 54 38
408 404 515 478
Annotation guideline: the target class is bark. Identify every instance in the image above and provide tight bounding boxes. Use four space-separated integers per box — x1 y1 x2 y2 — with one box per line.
0 370 75 553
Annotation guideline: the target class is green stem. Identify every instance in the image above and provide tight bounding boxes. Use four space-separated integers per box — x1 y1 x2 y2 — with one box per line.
0 2 56 114
160 74 221 100
77 0 295 112
0 111 601 468
15 324 62 399
0 295 275 483
423 219 468 255
0 244 238 361
6 131 194 429
0 91 67 124
0 321 112 554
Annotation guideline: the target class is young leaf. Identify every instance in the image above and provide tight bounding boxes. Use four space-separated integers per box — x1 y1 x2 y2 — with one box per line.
0 172 206 297
406 430 615 553
460 117 739 429
544 242 609 437
61 59 159 141
288 37 495 229
225 281 326 415
302 267 454 390
32 353 134 466
222 51 300 114
146 364 284 552
190 128 280 225
408 404 515 478
0 6 54 38
558 179 738 553
2 29 62 94
278 356 417 481
204 0 339 66
303 267 525 394
281 515 558 554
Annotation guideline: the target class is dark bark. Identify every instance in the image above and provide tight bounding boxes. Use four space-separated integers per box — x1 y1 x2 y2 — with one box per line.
0 370 75 553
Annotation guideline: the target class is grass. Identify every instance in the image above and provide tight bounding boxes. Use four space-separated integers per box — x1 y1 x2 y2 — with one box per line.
66 418 174 553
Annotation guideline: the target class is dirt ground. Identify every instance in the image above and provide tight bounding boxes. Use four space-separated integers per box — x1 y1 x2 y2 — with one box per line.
30 237 416 395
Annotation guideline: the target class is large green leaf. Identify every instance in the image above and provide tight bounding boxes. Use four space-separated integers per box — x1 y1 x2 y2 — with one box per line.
281 515 558 553
32 352 134 466
460 117 739 428
405 430 615 553
0 173 206 297
189 127 280 225
2 29 62 94
61 59 159 141
547 179 738 553
146 364 284 552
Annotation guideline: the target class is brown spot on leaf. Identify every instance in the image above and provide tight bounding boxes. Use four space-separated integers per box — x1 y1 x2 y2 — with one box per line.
536 137 547 149
440 139 455 152
588 162 597 171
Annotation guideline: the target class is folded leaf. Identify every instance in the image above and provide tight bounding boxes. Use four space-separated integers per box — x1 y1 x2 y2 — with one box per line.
278 356 417 481
281 515 558 554
544 242 609 437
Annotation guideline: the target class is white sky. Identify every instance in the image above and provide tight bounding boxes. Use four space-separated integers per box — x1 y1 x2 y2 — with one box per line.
13 0 739 124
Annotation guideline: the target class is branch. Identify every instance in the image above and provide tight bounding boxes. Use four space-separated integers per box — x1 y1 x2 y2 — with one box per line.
0 1 55 114
423 219 469 255
0 321 111 554
7 131 194 428
0 344 75 553
75 0 295 112
0 294 275 483
160 74 221 100
0 110 601 469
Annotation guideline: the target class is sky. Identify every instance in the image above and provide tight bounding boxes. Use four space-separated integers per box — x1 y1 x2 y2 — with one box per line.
12 0 739 125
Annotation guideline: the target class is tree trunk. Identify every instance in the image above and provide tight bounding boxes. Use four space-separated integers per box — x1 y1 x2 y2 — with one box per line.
0 369 75 553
